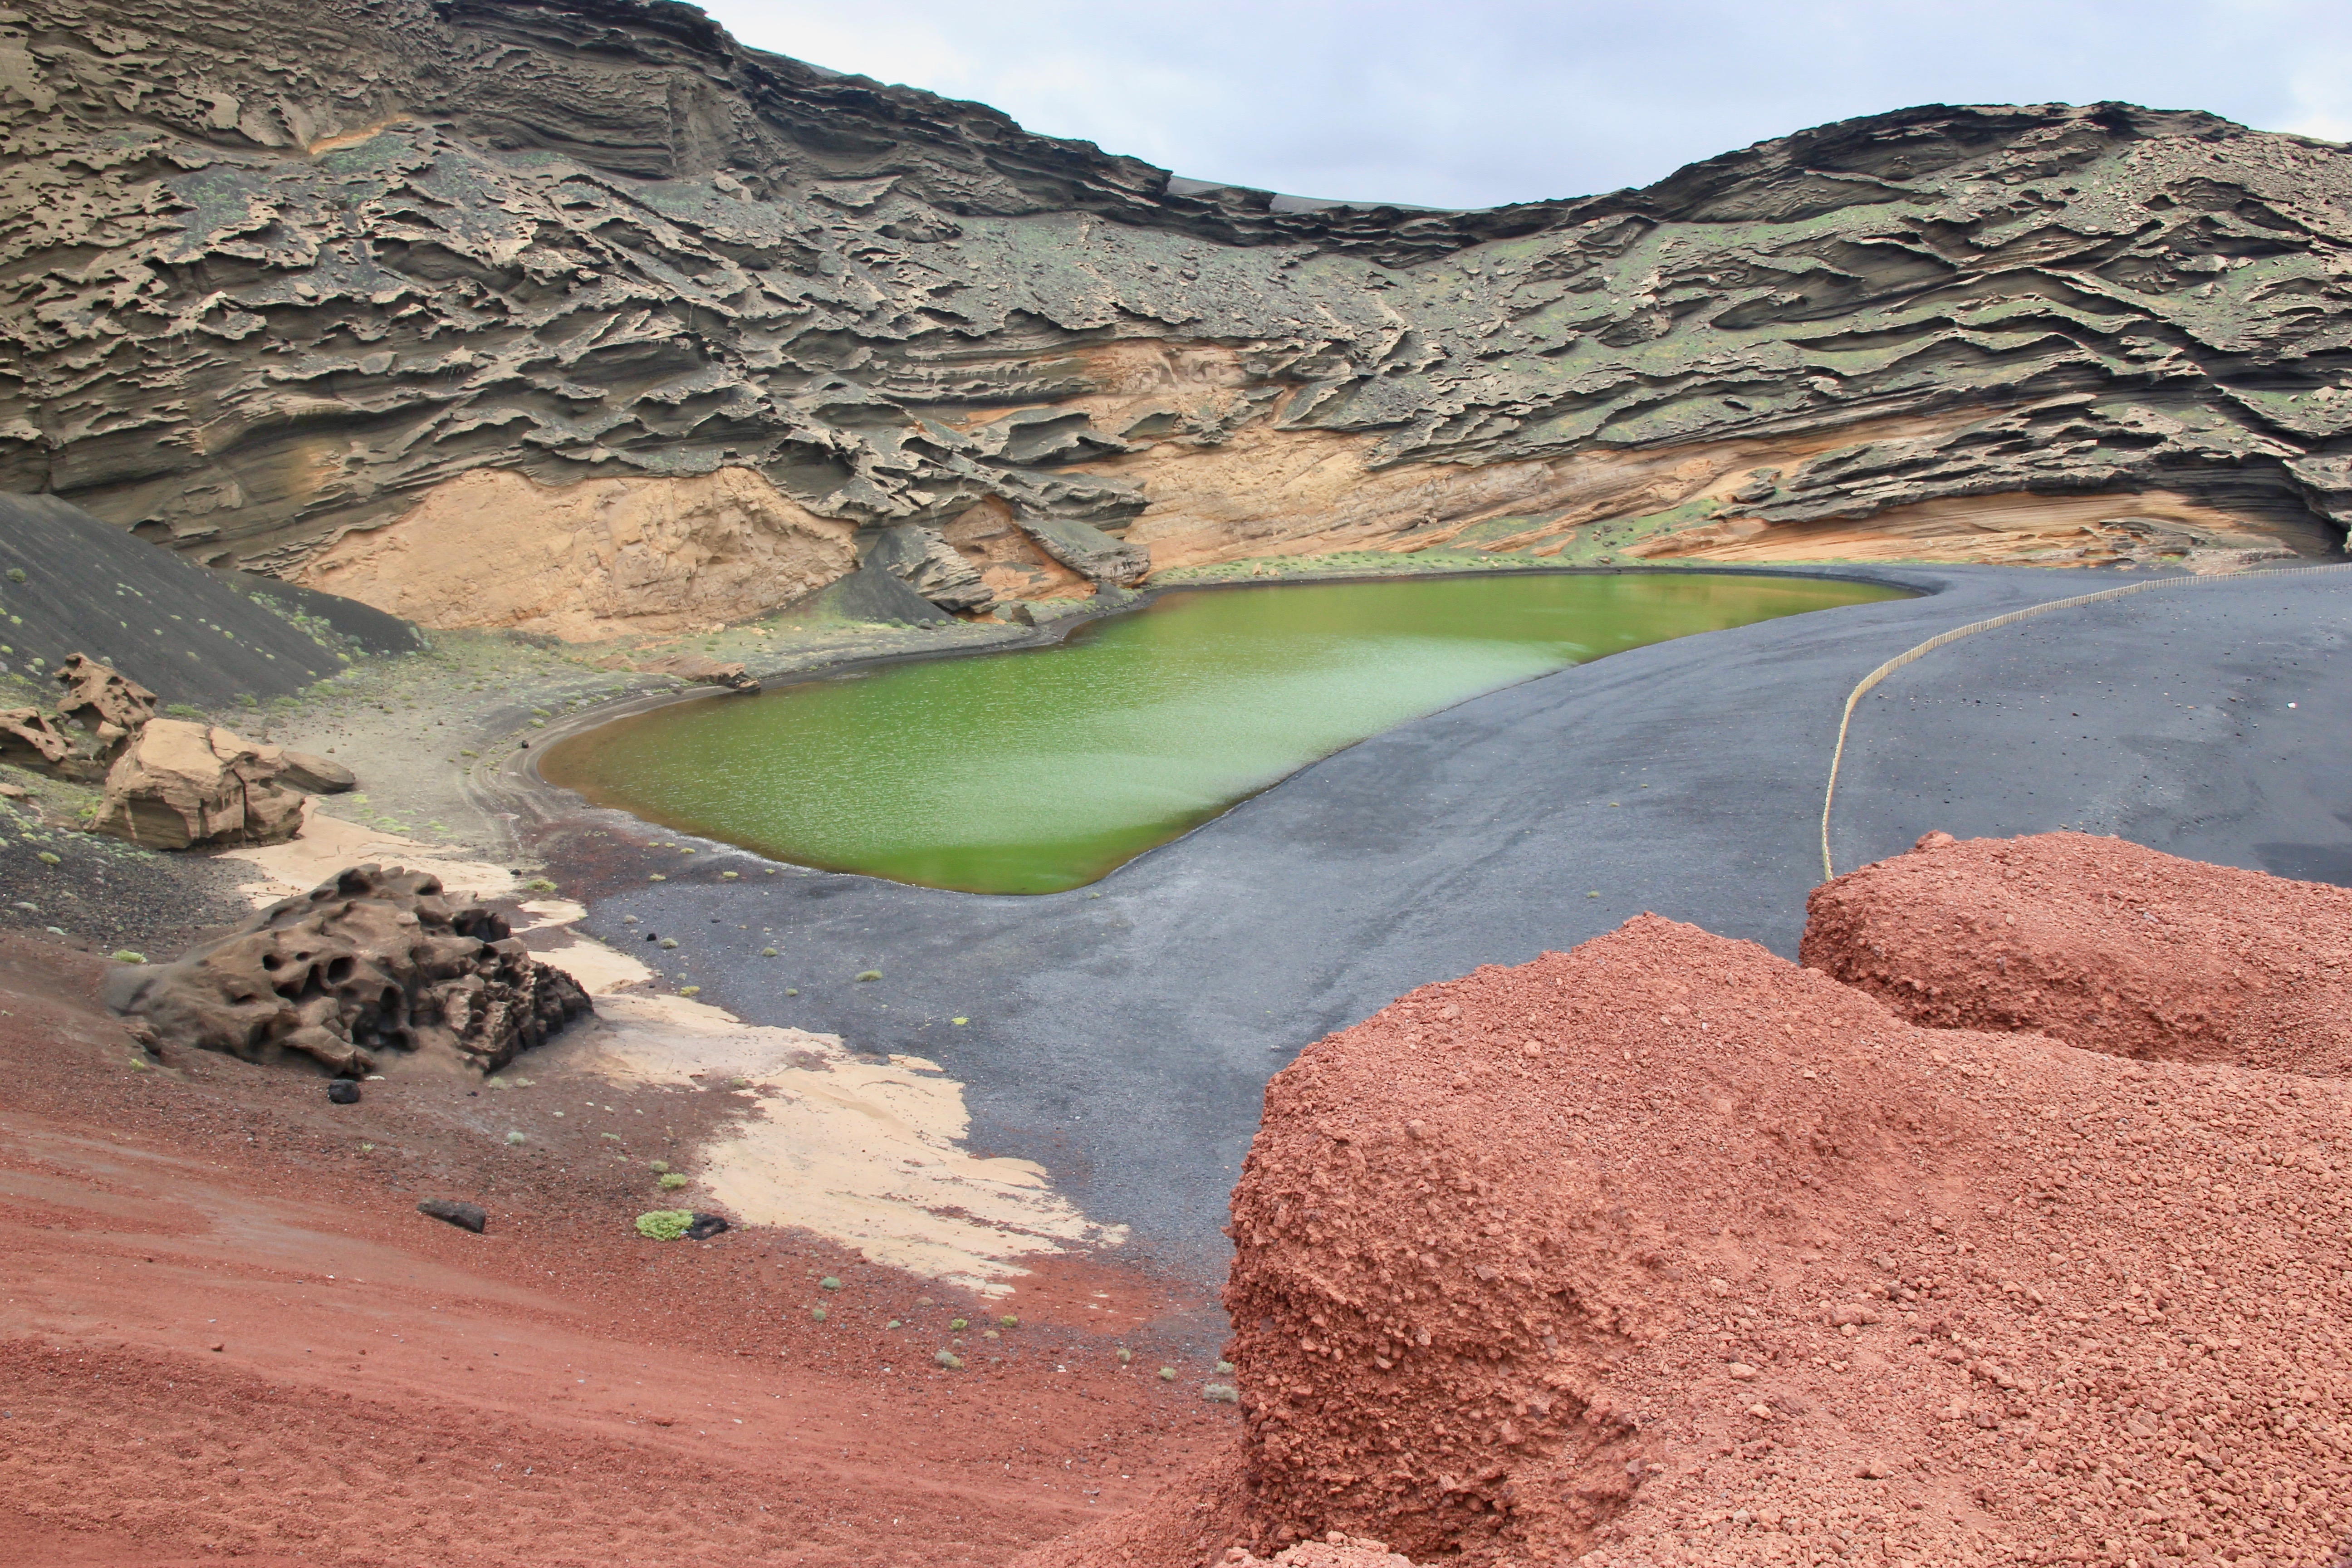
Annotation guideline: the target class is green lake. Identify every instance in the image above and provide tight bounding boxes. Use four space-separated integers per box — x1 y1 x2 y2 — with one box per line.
541 572 1905 894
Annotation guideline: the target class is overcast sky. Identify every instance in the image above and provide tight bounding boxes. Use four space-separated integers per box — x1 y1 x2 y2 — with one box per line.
694 0 2352 209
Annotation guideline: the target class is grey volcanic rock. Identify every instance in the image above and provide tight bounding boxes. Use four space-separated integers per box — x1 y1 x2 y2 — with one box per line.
0 494 421 703
864 523 995 612
2 0 2347 634
106 863 593 1074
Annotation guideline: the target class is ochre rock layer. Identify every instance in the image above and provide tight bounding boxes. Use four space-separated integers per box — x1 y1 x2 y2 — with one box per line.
1024 911 2352 1567
1803 829 2352 1077
6 0 2347 636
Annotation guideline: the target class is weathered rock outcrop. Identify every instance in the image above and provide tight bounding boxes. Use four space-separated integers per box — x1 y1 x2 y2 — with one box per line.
105 863 592 1074
89 717 307 849
1802 828 2352 1075
262 745 356 794
53 652 157 743
864 524 995 612
5 1 2346 637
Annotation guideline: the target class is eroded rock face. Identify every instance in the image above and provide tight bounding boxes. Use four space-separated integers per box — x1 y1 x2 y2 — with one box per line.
5 1 2344 639
1801 829 2352 1075
1035 912 2352 1566
54 652 157 743
105 864 592 1075
865 524 996 613
89 718 307 850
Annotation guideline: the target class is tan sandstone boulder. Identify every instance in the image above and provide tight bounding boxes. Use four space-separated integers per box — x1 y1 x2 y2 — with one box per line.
91 718 306 849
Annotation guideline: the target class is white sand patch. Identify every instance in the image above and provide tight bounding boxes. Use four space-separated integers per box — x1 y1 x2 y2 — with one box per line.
534 936 652 995
550 992 1126 1294
513 897 587 931
218 812 519 906
218 815 1114 1288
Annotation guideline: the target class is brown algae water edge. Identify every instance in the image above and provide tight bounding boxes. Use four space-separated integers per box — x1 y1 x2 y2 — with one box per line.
542 573 1906 894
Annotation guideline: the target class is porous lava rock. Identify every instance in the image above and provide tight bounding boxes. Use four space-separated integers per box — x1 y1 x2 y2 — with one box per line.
1029 913 2352 1567
104 864 591 1075
89 718 307 850
0 707 88 778
53 653 158 749
1803 829 2352 1076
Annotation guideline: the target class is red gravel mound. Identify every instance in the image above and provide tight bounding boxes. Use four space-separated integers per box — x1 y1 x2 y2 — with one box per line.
1803 830 2352 1076
1023 914 2352 1567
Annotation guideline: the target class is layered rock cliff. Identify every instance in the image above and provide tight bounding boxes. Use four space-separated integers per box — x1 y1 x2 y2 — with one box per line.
5 0 2350 636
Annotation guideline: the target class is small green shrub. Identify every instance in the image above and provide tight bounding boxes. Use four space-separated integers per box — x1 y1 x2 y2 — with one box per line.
164 703 203 718
1000 1315 1019 1328
525 878 557 894
1116 1348 1132 1364
657 1172 688 1190
760 947 778 957
856 969 882 982
819 1276 841 1291
647 1159 669 1173
934 1350 963 1370
811 1305 827 1322
1158 1367 1176 1382
948 1317 967 1331
634 1209 694 1241
1203 1383 1239 1403
657 937 678 949
111 950 147 965
505 1131 527 1146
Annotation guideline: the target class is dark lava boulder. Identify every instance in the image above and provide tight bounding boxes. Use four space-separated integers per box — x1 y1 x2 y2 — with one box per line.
104 864 591 1075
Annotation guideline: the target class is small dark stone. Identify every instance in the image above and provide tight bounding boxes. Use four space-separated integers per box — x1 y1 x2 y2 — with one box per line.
326 1079 361 1104
644 932 658 941
417 1198 487 1233
684 1212 730 1242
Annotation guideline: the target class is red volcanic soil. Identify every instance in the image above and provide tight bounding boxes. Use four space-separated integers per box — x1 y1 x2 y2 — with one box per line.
0 932 1233 1568
1027 913 2352 1568
1803 829 2352 1076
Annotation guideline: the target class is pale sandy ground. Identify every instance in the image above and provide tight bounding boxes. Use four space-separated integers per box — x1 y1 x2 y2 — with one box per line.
217 814 1124 1294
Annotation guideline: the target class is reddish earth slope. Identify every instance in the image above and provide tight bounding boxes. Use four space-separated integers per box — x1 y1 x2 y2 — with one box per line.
0 933 1231 1568
1801 830 2352 1076
1025 914 2352 1567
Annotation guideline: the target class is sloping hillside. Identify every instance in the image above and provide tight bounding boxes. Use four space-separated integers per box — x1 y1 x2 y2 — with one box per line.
4 0 2348 637
0 492 421 705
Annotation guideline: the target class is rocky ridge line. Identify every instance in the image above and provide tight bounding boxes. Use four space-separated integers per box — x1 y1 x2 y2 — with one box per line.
5 0 2350 634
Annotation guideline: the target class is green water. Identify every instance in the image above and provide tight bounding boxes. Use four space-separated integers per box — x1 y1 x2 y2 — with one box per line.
542 573 1904 894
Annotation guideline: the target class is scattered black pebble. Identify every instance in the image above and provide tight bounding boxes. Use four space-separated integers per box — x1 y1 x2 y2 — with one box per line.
644 931 658 941
326 1080 361 1104
417 1198 487 1233
685 1213 730 1242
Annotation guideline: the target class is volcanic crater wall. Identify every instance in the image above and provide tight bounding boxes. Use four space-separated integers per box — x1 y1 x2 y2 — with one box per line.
6 0 2352 636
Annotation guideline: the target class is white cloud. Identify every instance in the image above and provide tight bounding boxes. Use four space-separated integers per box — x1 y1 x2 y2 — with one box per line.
696 0 2352 206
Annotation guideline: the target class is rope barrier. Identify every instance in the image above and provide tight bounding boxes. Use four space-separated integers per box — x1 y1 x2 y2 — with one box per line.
1818 561 2352 884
